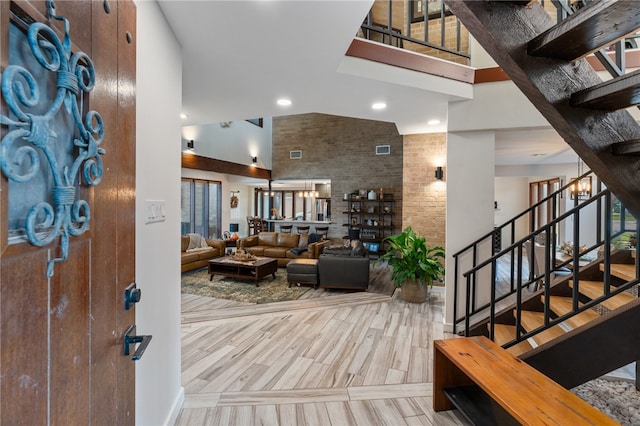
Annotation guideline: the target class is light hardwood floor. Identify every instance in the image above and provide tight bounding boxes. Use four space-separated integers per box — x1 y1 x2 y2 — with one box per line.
177 286 470 425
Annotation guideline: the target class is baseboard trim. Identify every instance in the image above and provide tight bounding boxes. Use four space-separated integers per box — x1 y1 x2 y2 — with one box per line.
165 386 185 426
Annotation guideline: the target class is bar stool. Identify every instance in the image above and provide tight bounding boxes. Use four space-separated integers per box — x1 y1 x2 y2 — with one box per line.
246 216 256 235
280 224 293 233
296 225 310 234
253 218 265 234
314 226 329 239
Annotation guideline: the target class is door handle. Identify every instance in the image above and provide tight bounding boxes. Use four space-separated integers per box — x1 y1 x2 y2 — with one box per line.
124 282 141 310
123 325 152 361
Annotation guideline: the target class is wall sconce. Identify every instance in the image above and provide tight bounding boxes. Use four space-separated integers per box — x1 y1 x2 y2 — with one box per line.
435 166 444 180
252 156 257 164
187 139 194 149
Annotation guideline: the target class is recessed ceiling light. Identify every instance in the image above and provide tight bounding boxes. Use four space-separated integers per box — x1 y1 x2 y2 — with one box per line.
277 98 292 107
427 119 440 126
372 102 387 110
180 113 188 119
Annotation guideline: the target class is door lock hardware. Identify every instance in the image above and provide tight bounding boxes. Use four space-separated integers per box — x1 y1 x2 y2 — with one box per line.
124 283 141 310
123 325 152 361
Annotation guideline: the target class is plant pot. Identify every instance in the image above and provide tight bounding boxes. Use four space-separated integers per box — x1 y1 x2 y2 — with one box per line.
401 280 428 303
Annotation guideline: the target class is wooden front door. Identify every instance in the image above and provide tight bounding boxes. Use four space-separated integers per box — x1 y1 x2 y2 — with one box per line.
0 0 137 424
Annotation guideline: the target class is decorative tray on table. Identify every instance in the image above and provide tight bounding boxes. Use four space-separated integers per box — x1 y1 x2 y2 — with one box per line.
231 250 257 262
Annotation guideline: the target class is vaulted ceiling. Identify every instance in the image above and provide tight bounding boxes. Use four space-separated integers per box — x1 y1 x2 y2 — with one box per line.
159 0 578 166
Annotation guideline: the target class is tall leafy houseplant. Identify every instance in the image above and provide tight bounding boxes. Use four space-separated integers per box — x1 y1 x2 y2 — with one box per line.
378 226 445 302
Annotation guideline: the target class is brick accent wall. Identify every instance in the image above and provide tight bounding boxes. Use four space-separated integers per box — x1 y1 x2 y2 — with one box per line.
272 113 403 240
403 133 446 250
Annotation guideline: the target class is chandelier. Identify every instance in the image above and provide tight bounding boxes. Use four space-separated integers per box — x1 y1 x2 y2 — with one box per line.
570 158 592 200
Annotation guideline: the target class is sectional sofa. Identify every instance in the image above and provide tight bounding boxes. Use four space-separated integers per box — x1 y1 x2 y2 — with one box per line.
181 235 226 272
238 232 331 267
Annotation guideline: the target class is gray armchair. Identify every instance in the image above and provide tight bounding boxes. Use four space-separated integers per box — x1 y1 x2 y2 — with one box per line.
318 249 370 290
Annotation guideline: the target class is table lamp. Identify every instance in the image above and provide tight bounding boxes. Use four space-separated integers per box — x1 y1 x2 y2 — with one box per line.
229 223 239 240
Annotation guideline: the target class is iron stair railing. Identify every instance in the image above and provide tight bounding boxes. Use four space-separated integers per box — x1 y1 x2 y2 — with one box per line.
452 171 639 349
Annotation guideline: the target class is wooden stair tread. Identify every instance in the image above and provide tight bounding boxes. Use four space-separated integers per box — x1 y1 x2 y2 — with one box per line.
517 310 566 346
571 69 640 111
599 263 636 281
545 296 600 329
490 323 533 357
570 280 637 311
612 139 640 156
528 0 640 61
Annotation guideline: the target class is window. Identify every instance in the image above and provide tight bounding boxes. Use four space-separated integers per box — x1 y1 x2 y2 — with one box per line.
181 179 221 238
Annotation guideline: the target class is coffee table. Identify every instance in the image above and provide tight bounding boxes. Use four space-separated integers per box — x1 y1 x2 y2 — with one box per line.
208 256 277 287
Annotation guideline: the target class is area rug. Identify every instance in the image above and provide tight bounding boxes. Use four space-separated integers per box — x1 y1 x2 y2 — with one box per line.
181 267 311 304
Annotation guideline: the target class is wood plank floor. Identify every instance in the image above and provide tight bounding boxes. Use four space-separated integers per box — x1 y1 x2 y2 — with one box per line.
177 286 470 425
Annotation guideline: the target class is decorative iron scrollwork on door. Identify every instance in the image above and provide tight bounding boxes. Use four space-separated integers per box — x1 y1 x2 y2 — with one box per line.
0 1 105 277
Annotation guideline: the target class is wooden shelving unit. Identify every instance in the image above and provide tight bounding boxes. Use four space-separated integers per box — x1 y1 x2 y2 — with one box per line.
343 193 394 256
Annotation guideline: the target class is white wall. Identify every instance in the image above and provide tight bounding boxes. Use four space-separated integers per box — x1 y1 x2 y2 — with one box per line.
449 81 550 133
494 176 530 247
136 2 183 425
182 118 273 170
469 34 497 69
445 131 496 331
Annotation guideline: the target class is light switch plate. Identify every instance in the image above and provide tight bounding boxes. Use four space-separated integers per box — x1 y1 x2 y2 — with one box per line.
145 200 166 224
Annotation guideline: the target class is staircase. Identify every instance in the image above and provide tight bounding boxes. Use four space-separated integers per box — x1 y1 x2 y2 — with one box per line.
446 0 640 390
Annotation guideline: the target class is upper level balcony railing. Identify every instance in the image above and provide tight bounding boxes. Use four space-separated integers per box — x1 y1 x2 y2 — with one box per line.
359 0 638 75
358 0 470 65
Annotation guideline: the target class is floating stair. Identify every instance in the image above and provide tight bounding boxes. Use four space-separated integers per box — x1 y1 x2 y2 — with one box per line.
517 310 566 346
445 0 640 217
545 296 600 329
599 263 636 281
527 0 640 61
570 280 637 311
490 323 534 357
447 0 640 391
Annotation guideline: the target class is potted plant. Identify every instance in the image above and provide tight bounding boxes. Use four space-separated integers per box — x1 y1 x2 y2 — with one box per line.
377 226 445 303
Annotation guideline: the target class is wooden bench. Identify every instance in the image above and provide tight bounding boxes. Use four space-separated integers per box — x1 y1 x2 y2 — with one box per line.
433 336 618 425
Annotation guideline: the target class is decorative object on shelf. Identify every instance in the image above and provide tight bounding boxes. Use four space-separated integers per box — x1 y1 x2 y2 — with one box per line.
361 229 377 239
376 226 445 303
0 1 105 277
368 190 376 200
559 241 587 256
379 188 384 200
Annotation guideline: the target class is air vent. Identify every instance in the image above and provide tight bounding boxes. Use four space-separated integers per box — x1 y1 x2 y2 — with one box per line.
376 145 390 155
290 150 302 159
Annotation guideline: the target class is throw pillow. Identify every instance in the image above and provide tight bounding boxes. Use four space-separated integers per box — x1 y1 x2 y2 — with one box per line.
351 240 366 257
308 233 322 244
323 247 351 256
290 247 308 255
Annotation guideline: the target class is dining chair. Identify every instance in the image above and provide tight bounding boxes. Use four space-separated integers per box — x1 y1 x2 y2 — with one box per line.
280 224 293 233
296 225 310 234
314 226 329 239
524 241 571 291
